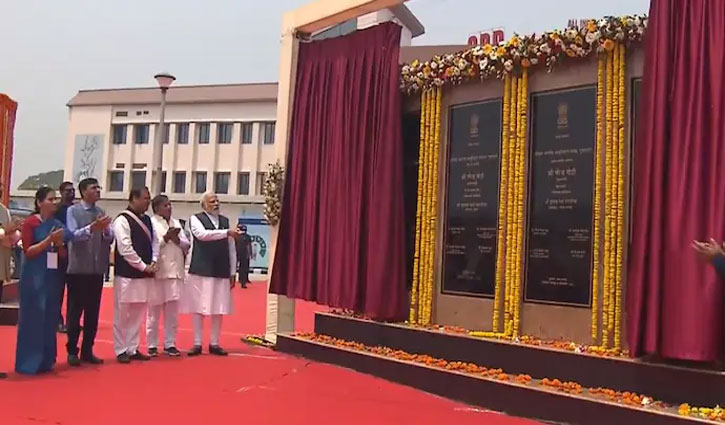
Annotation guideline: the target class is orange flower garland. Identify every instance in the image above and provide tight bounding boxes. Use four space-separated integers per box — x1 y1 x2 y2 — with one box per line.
298 333 676 414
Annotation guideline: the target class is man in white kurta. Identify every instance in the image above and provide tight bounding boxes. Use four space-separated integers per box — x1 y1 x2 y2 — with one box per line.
147 195 189 357
180 192 239 356
112 187 158 364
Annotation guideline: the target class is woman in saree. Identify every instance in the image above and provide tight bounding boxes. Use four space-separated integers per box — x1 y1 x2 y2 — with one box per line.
15 187 72 375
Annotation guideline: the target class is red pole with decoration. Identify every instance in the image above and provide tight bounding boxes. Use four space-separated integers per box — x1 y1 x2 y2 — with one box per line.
0 94 18 206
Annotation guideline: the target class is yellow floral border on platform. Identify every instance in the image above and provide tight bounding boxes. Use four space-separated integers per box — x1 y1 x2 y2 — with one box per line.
400 15 646 93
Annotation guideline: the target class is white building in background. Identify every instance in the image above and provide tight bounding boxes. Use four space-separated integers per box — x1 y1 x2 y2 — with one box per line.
11 4 424 222
63 82 279 219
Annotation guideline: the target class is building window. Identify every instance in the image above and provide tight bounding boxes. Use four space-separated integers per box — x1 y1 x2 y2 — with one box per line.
131 171 147 189
160 171 167 192
176 123 189 144
109 171 124 192
198 123 210 144
134 124 150 144
161 123 170 144
217 123 232 144
112 124 127 145
256 172 267 195
261 122 275 145
115 111 128 117
173 172 186 193
237 172 250 195
241 122 253 144
214 172 230 194
194 172 207 194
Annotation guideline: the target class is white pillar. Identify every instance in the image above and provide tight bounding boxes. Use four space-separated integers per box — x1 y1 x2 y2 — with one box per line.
265 12 300 344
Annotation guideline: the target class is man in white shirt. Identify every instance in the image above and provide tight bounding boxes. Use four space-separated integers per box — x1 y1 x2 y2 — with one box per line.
112 187 158 364
147 195 189 357
180 192 240 356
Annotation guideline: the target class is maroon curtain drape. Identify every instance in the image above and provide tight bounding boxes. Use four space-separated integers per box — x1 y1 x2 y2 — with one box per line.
270 23 407 321
627 0 725 361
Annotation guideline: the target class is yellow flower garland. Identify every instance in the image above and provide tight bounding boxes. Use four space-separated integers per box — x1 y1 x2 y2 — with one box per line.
602 48 614 348
409 90 429 324
504 76 519 336
424 87 443 325
513 70 528 337
409 87 443 326
493 75 512 332
421 90 434 324
591 54 605 343
608 44 619 343
614 44 626 349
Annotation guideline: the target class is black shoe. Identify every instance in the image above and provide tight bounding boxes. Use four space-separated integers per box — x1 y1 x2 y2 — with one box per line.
164 347 181 357
188 345 202 357
0 372 7 379
117 353 131 364
129 351 151 361
81 354 104 365
241 283 248 289
148 348 159 357
57 323 67 334
209 345 228 356
68 354 81 367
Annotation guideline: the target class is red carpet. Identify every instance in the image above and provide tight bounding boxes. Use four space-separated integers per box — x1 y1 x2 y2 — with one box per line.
0 281 540 425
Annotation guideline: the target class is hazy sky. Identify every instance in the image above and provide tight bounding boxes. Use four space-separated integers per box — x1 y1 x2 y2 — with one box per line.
1 0 649 187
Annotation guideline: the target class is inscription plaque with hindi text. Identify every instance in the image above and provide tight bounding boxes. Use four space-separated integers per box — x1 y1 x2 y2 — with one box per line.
442 100 502 296
525 87 596 306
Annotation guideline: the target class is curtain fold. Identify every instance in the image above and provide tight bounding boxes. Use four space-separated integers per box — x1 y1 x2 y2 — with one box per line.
627 0 725 361
270 23 407 321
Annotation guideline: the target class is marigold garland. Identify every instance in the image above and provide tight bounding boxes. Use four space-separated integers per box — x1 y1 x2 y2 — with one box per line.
298 333 683 414
608 44 619 344
602 47 614 348
503 77 518 335
493 75 512 332
423 88 443 325
614 44 626 349
401 15 647 93
593 42 628 350
512 70 528 337
409 90 429 324
591 54 605 343
420 90 433 324
409 88 443 325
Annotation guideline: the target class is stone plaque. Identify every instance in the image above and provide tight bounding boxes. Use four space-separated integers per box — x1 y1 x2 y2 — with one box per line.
442 100 502 296
525 87 596 306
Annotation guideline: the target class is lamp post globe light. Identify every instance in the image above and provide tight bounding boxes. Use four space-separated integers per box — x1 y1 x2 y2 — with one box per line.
151 72 176 195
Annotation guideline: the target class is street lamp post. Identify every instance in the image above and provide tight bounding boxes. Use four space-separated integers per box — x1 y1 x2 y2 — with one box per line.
151 72 176 195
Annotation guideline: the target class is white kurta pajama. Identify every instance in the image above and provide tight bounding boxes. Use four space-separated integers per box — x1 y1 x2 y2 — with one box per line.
147 215 189 350
180 212 236 347
112 213 159 357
